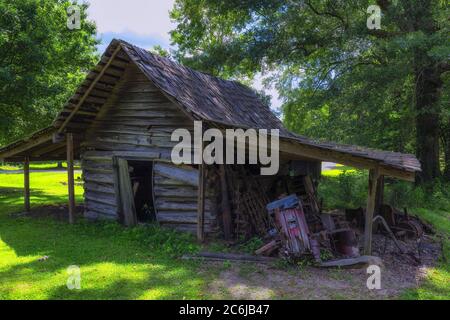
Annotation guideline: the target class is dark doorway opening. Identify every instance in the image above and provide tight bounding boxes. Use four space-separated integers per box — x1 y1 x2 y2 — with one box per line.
128 161 156 223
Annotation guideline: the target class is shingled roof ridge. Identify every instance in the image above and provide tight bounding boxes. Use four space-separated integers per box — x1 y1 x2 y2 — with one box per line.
115 38 250 89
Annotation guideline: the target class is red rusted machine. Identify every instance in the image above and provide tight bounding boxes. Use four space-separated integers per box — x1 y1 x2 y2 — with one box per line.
267 195 320 259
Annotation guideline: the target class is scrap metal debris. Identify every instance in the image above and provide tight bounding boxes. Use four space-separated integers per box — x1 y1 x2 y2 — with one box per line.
248 178 435 267
214 167 435 268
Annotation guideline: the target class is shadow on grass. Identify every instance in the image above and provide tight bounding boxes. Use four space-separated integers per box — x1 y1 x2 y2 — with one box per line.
0 186 207 300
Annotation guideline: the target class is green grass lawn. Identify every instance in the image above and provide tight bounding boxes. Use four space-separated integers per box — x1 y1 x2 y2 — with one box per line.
0 166 448 299
0 161 81 171
0 171 210 299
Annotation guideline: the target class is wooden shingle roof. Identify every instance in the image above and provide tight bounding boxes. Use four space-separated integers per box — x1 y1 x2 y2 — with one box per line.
117 40 420 176
1 39 421 180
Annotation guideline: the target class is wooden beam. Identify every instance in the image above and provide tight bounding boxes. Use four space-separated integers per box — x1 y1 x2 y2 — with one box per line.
24 157 30 212
57 45 122 134
219 132 416 182
278 139 416 182
0 131 54 160
67 133 75 224
219 165 233 240
31 142 65 157
364 168 380 255
197 164 205 241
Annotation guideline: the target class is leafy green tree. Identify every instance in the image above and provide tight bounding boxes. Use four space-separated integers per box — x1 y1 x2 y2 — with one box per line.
0 0 98 145
170 0 450 183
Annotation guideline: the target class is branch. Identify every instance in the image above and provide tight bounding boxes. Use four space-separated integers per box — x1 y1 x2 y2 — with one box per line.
304 1 348 30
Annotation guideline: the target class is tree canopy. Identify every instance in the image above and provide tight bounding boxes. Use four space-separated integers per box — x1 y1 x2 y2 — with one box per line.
0 0 98 145
170 0 450 182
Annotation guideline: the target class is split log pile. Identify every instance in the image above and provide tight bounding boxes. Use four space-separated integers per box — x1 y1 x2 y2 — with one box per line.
223 165 275 240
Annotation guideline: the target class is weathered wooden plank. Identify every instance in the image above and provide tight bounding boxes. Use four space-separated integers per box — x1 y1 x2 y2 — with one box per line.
84 190 116 205
58 45 122 133
87 136 153 148
155 200 199 211
82 151 114 161
116 158 137 226
116 102 178 111
154 175 187 186
84 182 115 195
81 158 113 168
86 73 120 85
156 212 198 224
84 209 116 220
154 186 198 198
154 163 199 187
81 141 154 152
31 141 66 157
0 131 53 160
93 117 191 126
279 139 416 182
85 197 117 214
107 109 184 118
71 94 107 105
117 91 170 102
83 172 115 184
82 166 113 174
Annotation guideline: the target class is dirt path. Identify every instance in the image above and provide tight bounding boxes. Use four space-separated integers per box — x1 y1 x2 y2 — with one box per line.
203 261 430 300
202 235 440 300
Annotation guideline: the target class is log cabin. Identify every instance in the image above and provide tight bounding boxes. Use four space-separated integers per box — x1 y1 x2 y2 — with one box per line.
0 39 421 253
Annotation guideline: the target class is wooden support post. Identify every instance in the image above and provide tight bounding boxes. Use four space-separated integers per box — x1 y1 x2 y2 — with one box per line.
219 165 233 240
374 175 384 215
364 168 380 255
24 156 30 212
197 164 205 241
67 133 75 224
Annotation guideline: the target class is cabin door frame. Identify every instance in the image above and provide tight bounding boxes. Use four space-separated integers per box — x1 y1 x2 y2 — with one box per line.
113 156 157 226
113 157 138 226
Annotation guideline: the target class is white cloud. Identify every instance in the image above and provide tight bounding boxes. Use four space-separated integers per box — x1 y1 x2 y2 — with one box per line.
86 0 175 42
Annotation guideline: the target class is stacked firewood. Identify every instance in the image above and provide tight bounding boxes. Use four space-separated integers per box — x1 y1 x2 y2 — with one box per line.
224 166 274 240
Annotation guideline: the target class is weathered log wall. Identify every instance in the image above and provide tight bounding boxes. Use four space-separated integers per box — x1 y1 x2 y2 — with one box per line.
153 162 215 233
80 65 217 233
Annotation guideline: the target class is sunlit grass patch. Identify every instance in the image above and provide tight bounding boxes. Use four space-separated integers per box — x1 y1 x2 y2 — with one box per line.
0 171 211 300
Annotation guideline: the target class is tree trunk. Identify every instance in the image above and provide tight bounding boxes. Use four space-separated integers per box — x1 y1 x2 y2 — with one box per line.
415 67 442 183
442 123 450 181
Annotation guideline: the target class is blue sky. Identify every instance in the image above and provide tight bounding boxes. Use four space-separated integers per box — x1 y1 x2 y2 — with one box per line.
86 0 281 109
87 0 174 53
